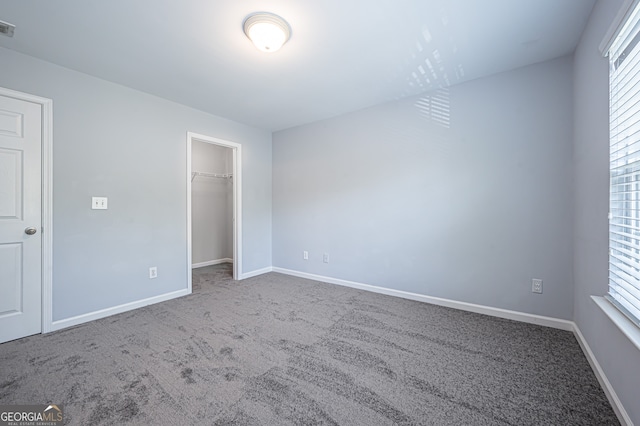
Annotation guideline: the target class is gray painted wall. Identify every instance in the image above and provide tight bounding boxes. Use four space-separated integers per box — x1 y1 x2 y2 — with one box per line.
0 47 272 321
191 141 233 264
573 0 640 423
273 56 574 320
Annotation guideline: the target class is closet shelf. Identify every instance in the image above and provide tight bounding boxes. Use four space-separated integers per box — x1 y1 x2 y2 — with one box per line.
191 171 233 182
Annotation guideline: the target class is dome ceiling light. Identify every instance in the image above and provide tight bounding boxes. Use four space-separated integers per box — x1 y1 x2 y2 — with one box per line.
243 12 291 53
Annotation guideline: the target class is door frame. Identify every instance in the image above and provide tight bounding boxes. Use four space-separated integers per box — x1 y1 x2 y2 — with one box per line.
0 86 53 334
186 132 242 285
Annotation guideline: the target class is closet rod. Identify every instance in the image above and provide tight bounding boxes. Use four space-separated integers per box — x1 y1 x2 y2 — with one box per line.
191 171 233 182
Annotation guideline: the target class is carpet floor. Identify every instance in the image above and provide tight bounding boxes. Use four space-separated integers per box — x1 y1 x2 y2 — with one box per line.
0 264 619 425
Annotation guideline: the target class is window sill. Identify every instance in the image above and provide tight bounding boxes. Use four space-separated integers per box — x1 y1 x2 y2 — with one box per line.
592 296 640 351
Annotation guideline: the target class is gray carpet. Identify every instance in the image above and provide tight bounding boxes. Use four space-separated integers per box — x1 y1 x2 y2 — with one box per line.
0 264 619 425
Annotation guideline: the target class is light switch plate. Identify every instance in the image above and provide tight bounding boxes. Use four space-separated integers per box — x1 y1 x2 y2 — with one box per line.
92 197 108 210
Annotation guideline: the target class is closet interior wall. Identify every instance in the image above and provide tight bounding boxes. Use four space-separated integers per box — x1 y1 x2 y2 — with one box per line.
191 140 233 267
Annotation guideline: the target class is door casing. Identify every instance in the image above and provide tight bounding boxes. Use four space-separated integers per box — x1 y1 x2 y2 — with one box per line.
187 132 242 284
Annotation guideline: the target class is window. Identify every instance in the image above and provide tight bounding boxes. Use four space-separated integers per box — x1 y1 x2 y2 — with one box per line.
608 2 640 328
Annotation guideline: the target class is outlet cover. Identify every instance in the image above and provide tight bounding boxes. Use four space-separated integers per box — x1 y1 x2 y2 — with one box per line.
323 253 329 263
303 251 309 260
532 279 543 294
149 267 158 279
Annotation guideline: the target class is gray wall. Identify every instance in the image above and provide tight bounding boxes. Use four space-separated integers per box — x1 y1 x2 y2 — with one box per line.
191 141 233 264
573 0 640 423
273 56 574 320
0 47 272 321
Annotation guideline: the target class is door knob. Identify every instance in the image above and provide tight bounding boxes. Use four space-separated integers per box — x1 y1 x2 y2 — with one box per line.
25 227 37 235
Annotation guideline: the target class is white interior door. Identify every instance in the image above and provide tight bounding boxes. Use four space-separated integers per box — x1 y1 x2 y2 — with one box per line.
0 94 42 343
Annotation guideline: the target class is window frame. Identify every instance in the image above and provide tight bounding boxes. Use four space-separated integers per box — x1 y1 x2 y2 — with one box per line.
607 0 640 331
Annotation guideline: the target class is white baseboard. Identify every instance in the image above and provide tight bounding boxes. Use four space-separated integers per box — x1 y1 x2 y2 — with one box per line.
192 258 233 269
271 267 573 331
48 288 190 332
240 266 273 280
572 323 633 426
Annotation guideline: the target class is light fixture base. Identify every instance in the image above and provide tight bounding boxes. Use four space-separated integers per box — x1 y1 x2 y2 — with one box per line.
0 20 15 37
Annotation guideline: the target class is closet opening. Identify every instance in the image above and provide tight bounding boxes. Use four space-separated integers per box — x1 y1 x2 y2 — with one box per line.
186 132 242 288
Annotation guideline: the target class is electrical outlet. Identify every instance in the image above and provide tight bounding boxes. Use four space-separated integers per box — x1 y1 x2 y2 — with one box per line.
149 267 158 279
91 196 108 210
323 253 329 263
303 251 309 260
532 278 543 294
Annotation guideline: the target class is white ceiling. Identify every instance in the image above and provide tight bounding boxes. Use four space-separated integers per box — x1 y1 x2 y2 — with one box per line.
0 0 595 131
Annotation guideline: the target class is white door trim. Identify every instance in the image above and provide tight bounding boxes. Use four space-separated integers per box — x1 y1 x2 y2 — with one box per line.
187 132 242 284
0 86 53 334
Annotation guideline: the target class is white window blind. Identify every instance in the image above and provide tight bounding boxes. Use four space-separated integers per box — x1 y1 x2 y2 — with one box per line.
609 1 640 328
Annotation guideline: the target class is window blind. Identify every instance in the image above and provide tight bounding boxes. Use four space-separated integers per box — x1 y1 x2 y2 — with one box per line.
609 1 640 328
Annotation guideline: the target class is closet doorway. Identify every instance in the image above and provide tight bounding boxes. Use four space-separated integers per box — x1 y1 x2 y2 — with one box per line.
187 132 242 285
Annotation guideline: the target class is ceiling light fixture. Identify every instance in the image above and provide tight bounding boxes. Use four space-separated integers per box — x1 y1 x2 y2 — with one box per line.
243 12 291 53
